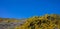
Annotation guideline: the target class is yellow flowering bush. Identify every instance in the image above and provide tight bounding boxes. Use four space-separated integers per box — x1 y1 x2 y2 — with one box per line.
15 14 60 29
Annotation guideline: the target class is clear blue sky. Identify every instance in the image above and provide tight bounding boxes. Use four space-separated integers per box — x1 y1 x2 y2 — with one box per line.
0 0 60 18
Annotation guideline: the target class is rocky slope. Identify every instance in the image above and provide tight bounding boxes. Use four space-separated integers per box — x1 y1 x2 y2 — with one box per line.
0 18 26 29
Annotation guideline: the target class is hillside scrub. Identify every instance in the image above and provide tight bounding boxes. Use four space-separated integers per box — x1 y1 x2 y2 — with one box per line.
0 14 60 29
15 14 60 29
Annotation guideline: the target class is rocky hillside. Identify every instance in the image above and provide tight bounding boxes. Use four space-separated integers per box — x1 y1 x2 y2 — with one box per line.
0 18 26 29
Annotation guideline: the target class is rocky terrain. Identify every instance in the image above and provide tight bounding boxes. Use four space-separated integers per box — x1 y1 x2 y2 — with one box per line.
0 18 26 29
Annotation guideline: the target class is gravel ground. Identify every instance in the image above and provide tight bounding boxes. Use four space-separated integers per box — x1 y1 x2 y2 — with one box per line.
0 20 26 29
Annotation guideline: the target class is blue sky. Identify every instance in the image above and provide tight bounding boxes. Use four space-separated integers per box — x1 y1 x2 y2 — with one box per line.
0 0 60 18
